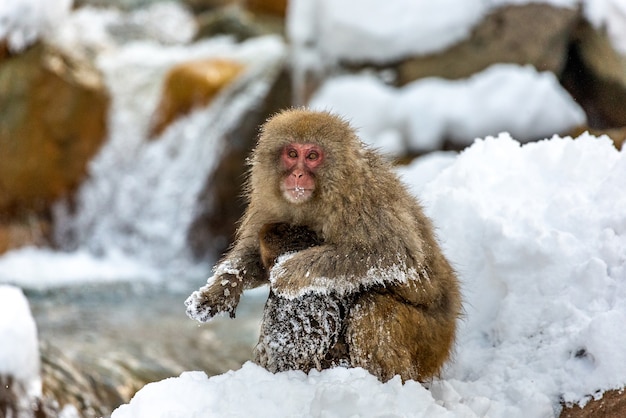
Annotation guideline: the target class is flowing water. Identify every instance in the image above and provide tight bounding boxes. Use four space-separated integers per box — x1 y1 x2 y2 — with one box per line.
29 283 268 416
7 8 288 415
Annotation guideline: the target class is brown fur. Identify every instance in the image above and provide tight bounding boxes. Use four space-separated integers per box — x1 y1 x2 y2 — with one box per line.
186 108 462 382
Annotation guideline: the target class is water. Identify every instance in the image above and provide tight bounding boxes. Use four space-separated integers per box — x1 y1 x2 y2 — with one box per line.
2 8 286 415
28 283 269 416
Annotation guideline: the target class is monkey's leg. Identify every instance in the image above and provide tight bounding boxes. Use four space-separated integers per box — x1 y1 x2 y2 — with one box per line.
253 292 344 374
345 291 457 383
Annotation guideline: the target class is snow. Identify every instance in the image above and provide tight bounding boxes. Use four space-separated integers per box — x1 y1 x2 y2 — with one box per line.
0 285 40 397
112 364 471 418
288 0 623 66
0 247 160 290
1 1 626 417
112 133 626 417
583 0 626 54
0 0 72 52
310 65 586 153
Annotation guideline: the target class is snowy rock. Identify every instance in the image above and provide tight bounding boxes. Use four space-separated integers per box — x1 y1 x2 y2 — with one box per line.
561 20 626 128
397 3 579 83
311 65 586 154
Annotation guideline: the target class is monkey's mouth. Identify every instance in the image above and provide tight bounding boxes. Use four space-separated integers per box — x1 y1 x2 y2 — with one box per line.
285 186 313 203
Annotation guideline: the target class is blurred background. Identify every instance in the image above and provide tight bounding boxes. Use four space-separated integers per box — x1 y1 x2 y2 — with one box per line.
1 0 625 416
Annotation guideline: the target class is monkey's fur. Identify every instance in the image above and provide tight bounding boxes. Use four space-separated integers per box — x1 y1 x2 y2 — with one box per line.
186 109 462 382
256 223 352 374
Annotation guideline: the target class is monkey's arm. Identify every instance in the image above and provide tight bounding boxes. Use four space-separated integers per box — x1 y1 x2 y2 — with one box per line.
185 235 266 323
268 244 425 300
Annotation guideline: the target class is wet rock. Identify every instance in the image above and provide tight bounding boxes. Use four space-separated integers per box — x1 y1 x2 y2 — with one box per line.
245 0 288 18
40 342 121 418
397 4 579 84
194 4 285 43
0 42 109 245
0 217 50 254
561 20 626 129
148 58 245 138
560 389 626 418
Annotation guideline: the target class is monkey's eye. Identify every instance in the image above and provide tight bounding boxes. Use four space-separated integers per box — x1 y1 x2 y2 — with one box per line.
307 151 319 161
287 149 298 159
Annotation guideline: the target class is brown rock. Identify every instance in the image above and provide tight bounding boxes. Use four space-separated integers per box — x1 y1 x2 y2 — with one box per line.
0 217 50 254
148 58 245 138
560 389 626 418
397 4 579 84
569 125 626 150
0 42 109 219
560 20 626 129
246 0 288 17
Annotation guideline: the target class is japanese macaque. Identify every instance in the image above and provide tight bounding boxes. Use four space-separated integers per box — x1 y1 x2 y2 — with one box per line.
185 109 462 382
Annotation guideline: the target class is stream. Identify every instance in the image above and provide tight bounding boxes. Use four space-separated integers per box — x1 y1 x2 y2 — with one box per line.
27 282 268 416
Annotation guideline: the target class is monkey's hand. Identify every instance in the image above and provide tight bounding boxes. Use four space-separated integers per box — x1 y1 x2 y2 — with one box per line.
185 272 243 322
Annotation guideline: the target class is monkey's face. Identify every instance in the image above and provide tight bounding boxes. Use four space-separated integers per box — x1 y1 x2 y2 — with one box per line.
280 143 324 204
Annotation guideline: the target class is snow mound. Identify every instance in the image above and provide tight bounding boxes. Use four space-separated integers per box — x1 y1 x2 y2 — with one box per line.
0 285 40 396
113 133 626 417
112 362 473 418
310 65 586 154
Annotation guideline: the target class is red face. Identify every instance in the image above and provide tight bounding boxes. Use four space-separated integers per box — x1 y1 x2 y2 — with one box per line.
280 143 324 204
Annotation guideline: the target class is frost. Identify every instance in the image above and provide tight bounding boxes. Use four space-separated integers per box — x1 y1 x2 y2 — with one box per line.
271 257 420 300
267 252 297 285
254 292 351 373
214 259 243 279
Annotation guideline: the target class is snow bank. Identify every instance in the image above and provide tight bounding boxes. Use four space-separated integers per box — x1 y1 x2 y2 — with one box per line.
112 133 626 417
0 285 40 397
0 0 72 52
0 247 160 290
310 65 585 153
112 363 474 418
288 0 583 65
424 132 626 413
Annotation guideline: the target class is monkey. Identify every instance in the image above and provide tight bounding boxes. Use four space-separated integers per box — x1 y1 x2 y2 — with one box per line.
255 223 351 373
185 108 462 382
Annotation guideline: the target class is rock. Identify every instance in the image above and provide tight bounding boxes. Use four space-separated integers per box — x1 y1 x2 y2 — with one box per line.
0 42 109 220
397 4 579 84
561 20 626 129
0 217 50 254
194 6 264 42
148 58 245 138
569 125 626 150
560 389 626 418
194 4 285 43
185 0 238 14
245 0 288 18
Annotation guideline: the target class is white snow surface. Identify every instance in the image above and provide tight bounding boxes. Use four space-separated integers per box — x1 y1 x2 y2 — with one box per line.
0 285 40 396
288 0 622 64
0 0 72 52
113 133 626 417
310 65 586 153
